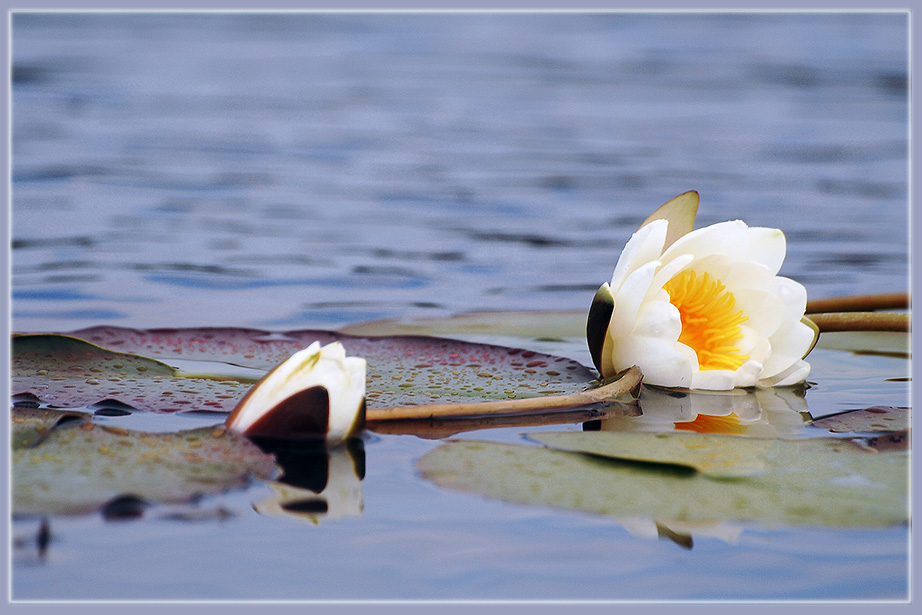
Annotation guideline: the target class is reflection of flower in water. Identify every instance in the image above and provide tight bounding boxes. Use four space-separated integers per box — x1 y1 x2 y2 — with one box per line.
253 442 364 525
593 385 808 547
592 384 810 439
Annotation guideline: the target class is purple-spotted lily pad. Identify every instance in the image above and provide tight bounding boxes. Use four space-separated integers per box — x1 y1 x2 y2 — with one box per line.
12 327 596 413
12 409 278 517
12 334 257 413
811 406 909 433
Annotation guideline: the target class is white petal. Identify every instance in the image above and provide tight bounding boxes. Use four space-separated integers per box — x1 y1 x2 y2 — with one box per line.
735 325 769 361
632 299 683 342
683 253 734 281
610 336 694 388
733 288 784 339
731 360 763 388
723 260 775 293
762 320 817 378
610 220 667 289
661 220 750 266
649 253 694 298
610 260 660 338
770 276 808 324
742 227 787 275
758 360 811 388
690 368 736 391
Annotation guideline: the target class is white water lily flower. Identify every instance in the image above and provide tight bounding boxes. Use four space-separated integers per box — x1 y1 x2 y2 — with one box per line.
226 341 366 443
588 192 817 391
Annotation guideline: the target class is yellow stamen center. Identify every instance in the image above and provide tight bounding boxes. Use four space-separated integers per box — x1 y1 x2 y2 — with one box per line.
663 269 749 371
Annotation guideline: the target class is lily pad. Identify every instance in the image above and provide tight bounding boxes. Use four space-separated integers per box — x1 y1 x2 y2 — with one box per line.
811 406 910 433
532 431 771 478
418 432 908 528
11 334 258 413
11 407 88 450
12 415 278 517
12 327 597 413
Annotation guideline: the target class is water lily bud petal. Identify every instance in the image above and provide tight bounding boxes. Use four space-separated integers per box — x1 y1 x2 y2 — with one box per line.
590 193 817 390
226 342 366 443
611 219 668 289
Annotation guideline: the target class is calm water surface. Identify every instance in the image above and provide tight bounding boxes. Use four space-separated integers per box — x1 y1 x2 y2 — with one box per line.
10 13 910 601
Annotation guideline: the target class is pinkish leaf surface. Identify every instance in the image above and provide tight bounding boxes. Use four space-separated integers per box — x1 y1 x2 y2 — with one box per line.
12 327 596 413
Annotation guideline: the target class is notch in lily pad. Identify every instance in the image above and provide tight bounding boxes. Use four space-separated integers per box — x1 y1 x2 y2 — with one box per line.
225 341 366 445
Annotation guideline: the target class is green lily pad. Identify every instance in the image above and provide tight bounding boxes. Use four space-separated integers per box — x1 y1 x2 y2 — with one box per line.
12 327 596 412
11 407 88 450
814 330 911 358
533 431 771 477
418 432 908 528
12 418 278 517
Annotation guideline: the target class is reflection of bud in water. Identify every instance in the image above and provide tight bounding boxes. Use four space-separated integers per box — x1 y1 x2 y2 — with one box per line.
226 342 366 444
617 516 744 548
590 384 809 438
252 439 365 525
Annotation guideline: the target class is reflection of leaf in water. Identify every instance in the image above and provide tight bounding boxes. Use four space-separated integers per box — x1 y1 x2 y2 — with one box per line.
12 327 596 412
418 433 908 528
12 415 278 517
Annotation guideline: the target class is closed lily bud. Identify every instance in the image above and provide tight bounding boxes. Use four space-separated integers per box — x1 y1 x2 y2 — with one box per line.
225 342 366 444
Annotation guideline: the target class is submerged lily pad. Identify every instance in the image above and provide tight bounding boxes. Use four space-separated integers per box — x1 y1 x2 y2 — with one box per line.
12 416 278 517
12 327 596 412
418 432 908 528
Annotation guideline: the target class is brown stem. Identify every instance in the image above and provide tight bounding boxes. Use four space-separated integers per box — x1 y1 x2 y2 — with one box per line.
806 293 910 314
366 365 642 421
808 312 911 333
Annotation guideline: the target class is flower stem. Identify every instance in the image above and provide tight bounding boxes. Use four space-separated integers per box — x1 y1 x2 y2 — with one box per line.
807 312 911 332
806 292 910 313
367 366 642 421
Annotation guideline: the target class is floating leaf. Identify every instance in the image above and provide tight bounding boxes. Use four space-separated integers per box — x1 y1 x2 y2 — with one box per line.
418 433 908 528
12 420 278 517
11 407 88 450
12 327 596 413
814 330 911 358
812 406 910 433
11 334 257 413
340 310 587 339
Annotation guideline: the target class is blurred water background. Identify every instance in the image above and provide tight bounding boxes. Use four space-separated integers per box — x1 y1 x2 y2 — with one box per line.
9 12 910 601
11 12 909 333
